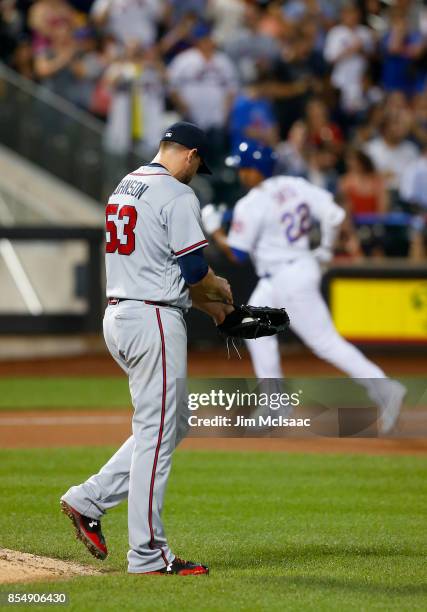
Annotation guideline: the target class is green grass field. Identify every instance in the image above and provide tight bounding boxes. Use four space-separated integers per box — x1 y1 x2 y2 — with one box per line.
0 447 426 611
1 376 426 410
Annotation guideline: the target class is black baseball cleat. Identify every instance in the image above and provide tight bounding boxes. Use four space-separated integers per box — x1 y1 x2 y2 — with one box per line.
144 556 209 576
60 499 108 560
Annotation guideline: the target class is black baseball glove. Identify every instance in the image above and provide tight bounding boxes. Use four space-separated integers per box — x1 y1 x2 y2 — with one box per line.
217 305 290 339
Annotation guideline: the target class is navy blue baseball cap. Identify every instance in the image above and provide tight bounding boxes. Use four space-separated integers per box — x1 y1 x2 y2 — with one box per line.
160 121 212 175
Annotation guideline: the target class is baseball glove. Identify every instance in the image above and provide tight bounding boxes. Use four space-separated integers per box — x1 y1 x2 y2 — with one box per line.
217 305 290 339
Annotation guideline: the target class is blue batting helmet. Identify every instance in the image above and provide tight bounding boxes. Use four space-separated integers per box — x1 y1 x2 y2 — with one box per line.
226 142 277 178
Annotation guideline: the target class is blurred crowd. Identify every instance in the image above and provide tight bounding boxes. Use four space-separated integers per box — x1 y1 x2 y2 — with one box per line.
1 0 427 259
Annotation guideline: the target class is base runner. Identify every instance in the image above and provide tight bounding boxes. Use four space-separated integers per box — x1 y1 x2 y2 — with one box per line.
202 141 406 434
60 122 235 575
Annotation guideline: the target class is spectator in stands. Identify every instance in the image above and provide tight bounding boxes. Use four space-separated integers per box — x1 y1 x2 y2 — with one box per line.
163 0 207 26
306 143 339 194
29 0 77 53
305 97 343 153
33 17 81 103
207 0 245 48
229 73 279 152
224 1 280 84
324 3 374 114
338 149 390 258
356 66 385 118
340 149 388 215
69 28 109 111
365 116 420 193
400 144 427 259
353 102 385 147
257 0 290 41
275 119 308 177
400 145 427 211
158 9 198 62
412 90 427 147
90 0 163 48
380 10 426 97
103 41 166 157
265 23 327 137
11 37 34 78
168 22 238 159
282 0 337 31
383 89 411 117
298 14 329 53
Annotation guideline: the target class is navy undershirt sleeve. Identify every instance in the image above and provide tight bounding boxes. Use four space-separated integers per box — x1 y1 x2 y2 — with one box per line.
231 247 249 263
178 247 209 284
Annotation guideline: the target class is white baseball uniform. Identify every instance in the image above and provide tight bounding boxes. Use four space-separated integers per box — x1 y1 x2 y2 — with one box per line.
62 163 208 573
227 175 392 402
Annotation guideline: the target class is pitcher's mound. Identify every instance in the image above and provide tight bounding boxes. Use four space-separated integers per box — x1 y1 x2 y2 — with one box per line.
0 549 102 584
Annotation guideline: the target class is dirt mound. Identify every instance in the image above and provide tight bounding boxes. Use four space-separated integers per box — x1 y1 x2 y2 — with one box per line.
0 549 102 584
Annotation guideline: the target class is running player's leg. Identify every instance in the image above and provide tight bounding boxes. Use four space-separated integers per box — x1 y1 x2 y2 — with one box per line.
272 259 405 432
245 279 283 378
270 258 385 379
283 283 386 379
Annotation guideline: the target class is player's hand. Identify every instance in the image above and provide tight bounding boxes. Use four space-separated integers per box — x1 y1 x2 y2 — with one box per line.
195 301 234 325
215 275 233 304
190 269 233 304
201 204 226 235
312 246 333 264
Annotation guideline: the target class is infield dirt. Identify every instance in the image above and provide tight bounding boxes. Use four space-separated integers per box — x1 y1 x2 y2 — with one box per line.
0 549 102 584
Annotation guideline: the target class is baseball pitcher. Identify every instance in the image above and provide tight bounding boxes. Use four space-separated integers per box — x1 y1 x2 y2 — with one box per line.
60 122 236 576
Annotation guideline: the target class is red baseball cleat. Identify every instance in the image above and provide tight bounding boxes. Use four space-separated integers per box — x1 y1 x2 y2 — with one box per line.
60 499 108 560
144 557 209 576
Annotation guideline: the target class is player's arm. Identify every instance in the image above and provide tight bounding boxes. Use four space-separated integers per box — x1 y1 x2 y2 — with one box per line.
309 186 346 262
201 200 255 265
178 249 233 304
166 194 233 306
177 249 233 322
200 204 234 261
211 228 248 265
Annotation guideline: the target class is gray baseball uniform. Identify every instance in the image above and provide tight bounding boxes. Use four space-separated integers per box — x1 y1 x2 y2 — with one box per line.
62 163 208 573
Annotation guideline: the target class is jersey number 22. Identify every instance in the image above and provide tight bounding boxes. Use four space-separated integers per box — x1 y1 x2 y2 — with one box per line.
105 204 137 255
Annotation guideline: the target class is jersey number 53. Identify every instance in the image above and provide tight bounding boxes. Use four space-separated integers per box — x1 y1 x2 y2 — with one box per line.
105 204 138 255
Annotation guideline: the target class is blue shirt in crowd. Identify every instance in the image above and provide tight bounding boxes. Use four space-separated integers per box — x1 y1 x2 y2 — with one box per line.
229 94 276 152
381 31 425 95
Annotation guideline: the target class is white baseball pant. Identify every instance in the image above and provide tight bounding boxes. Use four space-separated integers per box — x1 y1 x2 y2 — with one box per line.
245 256 387 400
62 301 189 573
